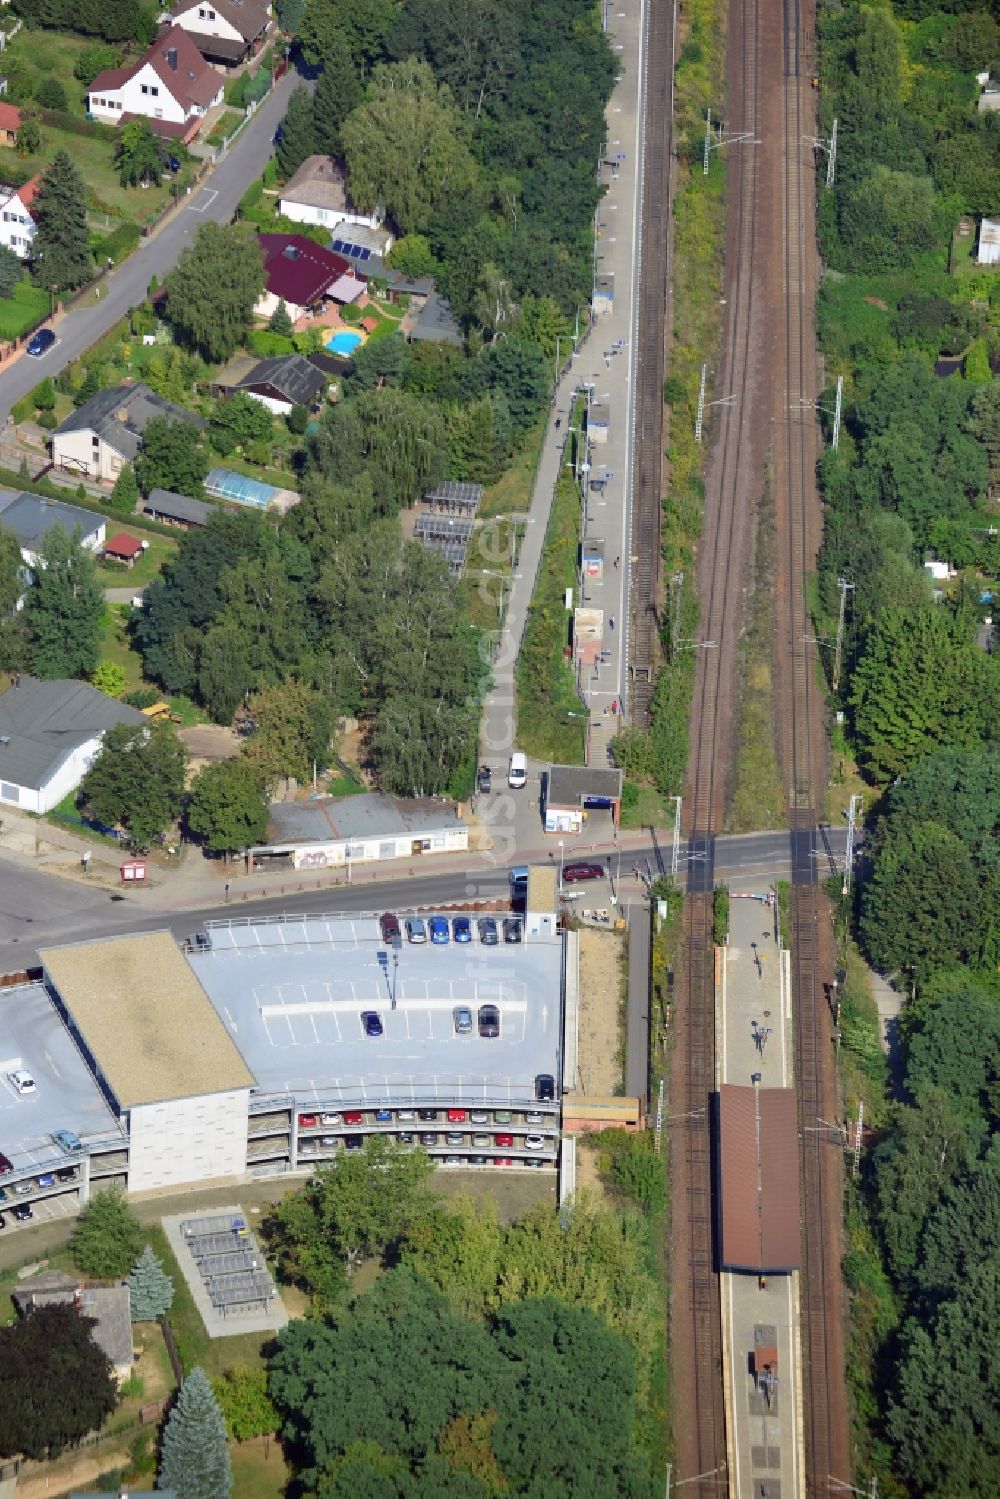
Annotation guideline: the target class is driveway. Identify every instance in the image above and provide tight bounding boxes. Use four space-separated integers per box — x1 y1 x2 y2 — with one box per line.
0 68 300 423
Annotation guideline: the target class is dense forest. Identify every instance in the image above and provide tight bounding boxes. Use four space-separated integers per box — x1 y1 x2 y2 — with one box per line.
814 0 1000 1492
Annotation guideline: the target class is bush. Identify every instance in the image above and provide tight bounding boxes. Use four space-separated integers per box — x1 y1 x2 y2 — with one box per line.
248 328 294 357
286 402 309 434
10 396 32 424
37 409 57 429
36 108 117 141
31 376 55 411
35 78 67 111
124 685 162 709
92 220 141 267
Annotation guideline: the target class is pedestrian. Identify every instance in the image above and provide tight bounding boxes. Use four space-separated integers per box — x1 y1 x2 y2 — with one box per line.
608 614 615 630
614 555 620 569
611 699 618 715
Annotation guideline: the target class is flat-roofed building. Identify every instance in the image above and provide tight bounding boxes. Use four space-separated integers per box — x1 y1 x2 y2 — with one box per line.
543 765 623 834
248 792 469 873
41 932 255 1194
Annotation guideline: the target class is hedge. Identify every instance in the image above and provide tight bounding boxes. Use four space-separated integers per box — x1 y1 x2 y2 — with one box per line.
91 221 141 266
38 107 118 141
248 329 295 357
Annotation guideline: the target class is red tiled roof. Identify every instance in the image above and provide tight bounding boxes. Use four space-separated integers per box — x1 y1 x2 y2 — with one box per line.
0 103 22 133
89 25 220 113
17 176 41 213
257 234 353 308
104 532 143 559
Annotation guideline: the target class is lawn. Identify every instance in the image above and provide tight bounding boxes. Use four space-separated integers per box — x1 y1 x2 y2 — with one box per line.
230 1439 291 1499
206 110 244 148
0 130 173 225
481 421 545 518
94 533 177 590
99 604 145 694
1 29 93 116
0 280 50 339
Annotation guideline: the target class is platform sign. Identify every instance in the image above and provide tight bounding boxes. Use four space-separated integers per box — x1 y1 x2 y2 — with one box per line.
120 859 147 884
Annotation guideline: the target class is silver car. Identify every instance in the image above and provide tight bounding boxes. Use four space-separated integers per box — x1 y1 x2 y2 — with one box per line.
453 1006 473 1034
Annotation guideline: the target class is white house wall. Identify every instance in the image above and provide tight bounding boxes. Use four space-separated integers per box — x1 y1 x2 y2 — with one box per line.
126 1088 249 1191
0 194 35 259
289 825 469 871
243 390 291 416
278 199 381 232
0 734 102 814
52 428 125 482
171 2 245 44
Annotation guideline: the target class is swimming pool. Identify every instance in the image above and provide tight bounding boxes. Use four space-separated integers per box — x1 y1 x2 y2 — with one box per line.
326 329 363 356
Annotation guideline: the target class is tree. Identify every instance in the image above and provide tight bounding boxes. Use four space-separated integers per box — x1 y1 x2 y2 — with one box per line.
0 243 25 299
267 1136 435 1303
30 150 91 292
126 1244 174 1321
209 392 274 452
31 376 55 412
838 167 937 273
276 84 317 179
164 222 266 362
77 719 188 848
35 77 67 111
882 747 1000 871
134 415 209 499
91 661 126 697
0 1303 117 1460
312 41 361 154
158 1367 233 1499
287 402 310 435
243 678 333 788
70 1186 144 1279
849 606 997 780
109 461 140 515
16 111 42 155
861 821 984 979
267 298 294 336
341 60 478 234
23 526 103 679
115 117 162 188
74 42 122 82
385 233 437 280
213 1365 278 1442
346 331 408 391
187 756 268 857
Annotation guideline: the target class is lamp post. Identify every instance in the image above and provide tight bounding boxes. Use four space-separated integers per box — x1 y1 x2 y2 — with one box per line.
558 840 565 891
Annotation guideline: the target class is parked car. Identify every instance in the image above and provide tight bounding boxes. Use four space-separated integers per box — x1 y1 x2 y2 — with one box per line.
429 916 450 945
35 1173 56 1188
417 1108 439 1121
12 1203 32 1221
502 917 522 944
374 1108 393 1122
443 1156 462 1166
0 1152 13 1175
344 1136 364 1150
495 1133 514 1147
453 1006 473 1035
343 1111 364 1126
470 1110 489 1124
361 1011 384 1037
298 1140 316 1154
524 1135 546 1151
298 1113 318 1129
562 860 606 883
398 1109 416 1121
165 154 181 173
472 1134 491 1147
397 1132 414 1145
452 916 472 943
0 1213 5 1229
493 1156 513 1167
7 1069 35 1095
493 1110 512 1125
525 1111 544 1124
56 1167 77 1183
405 917 427 944
446 1132 464 1145
52 1129 82 1153
477 764 492 793
13 1180 33 1195
468 1155 488 1166
478 917 498 946
319 1136 338 1147
379 912 402 945
478 1004 500 1037
419 1132 437 1146
524 1157 546 1168
535 1074 556 1102
26 328 55 357
320 1112 341 1126
447 1108 467 1123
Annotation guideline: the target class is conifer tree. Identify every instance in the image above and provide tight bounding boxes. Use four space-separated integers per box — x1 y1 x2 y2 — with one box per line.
31 151 91 292
158 1367 232 1499
126 1245 174 1322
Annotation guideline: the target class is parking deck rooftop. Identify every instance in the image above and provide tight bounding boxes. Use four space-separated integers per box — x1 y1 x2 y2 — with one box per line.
0 982 119 1172
188 915 564 1108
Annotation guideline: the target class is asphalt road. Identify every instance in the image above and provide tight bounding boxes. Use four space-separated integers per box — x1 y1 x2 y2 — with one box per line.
0 827 851 972
0 66 299 423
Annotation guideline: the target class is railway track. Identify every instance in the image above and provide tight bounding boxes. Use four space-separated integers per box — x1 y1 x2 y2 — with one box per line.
626 0 672 725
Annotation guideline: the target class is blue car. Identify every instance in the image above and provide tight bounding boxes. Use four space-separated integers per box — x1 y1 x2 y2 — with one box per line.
375 1108 393 1122
429 916 450 945
452 916 472 943
35 1173 55 1189
361 1011 384 1037
26 327 56 357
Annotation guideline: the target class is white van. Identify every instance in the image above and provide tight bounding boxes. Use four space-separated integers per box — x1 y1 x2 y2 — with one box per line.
507 751 527 789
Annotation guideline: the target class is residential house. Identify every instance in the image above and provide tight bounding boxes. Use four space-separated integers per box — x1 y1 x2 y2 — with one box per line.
86 25 224 140
278 154 387 238
410 289 463 347
0 492 105 566
51 382 204 483
0 676 145 814
235 352 328 414
142 487 213 529
255 233 361 321
0 101 21 147
0 173 39 259
167 0 271 68
12 1271 134 1383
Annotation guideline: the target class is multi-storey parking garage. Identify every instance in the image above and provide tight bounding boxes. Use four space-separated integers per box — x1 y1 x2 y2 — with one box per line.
0 885 568 1235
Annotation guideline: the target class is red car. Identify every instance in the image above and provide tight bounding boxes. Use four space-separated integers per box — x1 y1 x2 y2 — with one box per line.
447 1108 467 1123
298 1114 317 1130
343 1110 364 1126
494 1133 514 1147
493 1156 513 1166
562 860 606 883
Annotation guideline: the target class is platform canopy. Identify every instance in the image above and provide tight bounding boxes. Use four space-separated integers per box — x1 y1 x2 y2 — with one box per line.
718 1083 800 1274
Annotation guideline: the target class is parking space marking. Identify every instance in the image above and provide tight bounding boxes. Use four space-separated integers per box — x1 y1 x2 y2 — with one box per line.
187 188 218 213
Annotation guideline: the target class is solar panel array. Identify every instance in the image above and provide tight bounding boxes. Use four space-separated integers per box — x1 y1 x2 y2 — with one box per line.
414 514 475 577
423 480 484 514
331 238 373 261
181 1214 275 1317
